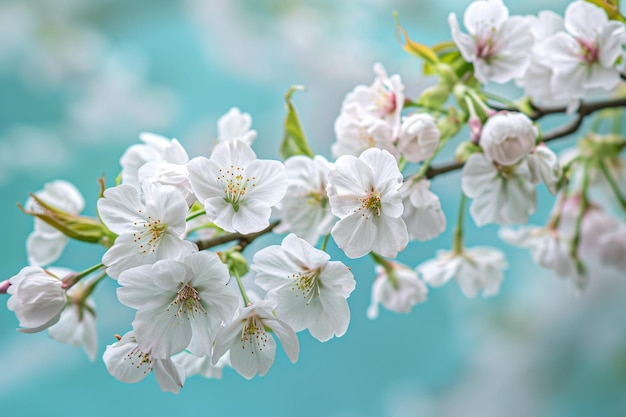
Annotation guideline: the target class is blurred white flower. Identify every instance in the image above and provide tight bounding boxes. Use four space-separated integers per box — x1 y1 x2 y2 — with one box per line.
173 351 230 380
332 103 396 158
274 155 336 245
400 179 446 241
527 144 561 194
536 1 626 102
418 247 508 298
462 153 536 226
397 113 440 163
480 112 537 166
367 262 427 319
48 279 97 361
217 107 257 146
26 180 84 267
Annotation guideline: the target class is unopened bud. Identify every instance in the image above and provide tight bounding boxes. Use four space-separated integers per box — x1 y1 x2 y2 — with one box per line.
20 194 115 246
417 81 451 109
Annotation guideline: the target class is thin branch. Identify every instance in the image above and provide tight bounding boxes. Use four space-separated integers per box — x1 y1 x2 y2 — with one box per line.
195 220 280 251
426 96 626 179
531 97 626 121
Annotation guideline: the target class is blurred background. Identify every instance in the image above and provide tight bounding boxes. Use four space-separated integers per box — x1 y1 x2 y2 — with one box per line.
1 0 626 416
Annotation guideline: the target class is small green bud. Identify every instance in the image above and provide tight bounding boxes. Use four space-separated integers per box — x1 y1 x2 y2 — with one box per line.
579 133 626 159
455 141 482 163
433 63 458 86
417 81 451 109
222 249 249 278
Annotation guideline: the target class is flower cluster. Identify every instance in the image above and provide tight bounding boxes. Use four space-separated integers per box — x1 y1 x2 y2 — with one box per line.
3 0 626 393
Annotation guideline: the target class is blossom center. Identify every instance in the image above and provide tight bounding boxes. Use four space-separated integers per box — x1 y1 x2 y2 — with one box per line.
577 38 599 64
476 35 497 61
125 345 153 374
356 188 382 218
241 315 268 352
306 187 328 208
169 283 207 318
133 214 167 254
218 165 256 212
376 90 396 116
290 269 321 304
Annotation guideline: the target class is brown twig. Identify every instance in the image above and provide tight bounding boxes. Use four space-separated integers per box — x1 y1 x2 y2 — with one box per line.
195 220 280 251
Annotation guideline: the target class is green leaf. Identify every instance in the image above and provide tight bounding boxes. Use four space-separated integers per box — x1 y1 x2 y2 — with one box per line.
280 85 314 159
393 12 439 65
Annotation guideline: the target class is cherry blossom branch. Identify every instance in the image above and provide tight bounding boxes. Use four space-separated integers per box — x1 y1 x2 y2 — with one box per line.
195 220 280 251
425 96 626 179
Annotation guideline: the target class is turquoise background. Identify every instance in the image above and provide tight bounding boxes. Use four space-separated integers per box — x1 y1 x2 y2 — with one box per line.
1 1 626 416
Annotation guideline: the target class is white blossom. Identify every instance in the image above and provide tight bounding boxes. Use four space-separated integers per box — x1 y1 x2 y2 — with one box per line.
332 103 397 158
341 62 404 134
331 63 405 158
252 234 356 342
120 132 178 188
367 263 428 319
26 180 84 266
527 144 561 194
48 277 98 360
400 179 446 241
173 351 230 380
327 147 408 258
116 251 238 359
499 226 586 290
7 266 66 333
462 153 536 226
536 1 626 102
98 183 197 279
103 331 184 394
397 113 440 163
449 0 533 84
418 247 508 298
137 137 193 204
273 155 337 245
212 300 299 380
480 112 537 166
598 225 626 271
516 11 565 105
217 107 257 146
187 139 287 234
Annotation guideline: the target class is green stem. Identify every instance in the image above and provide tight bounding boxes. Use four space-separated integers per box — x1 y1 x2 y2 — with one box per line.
612 109 623 134
370 252 399 289
599 159 626 212
413 132 454 182
320 234 330 252
452 193 467 255
232 268 251 306
569 162 591 273
186 209 207 222
61 263 105 289
481 90 519 109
